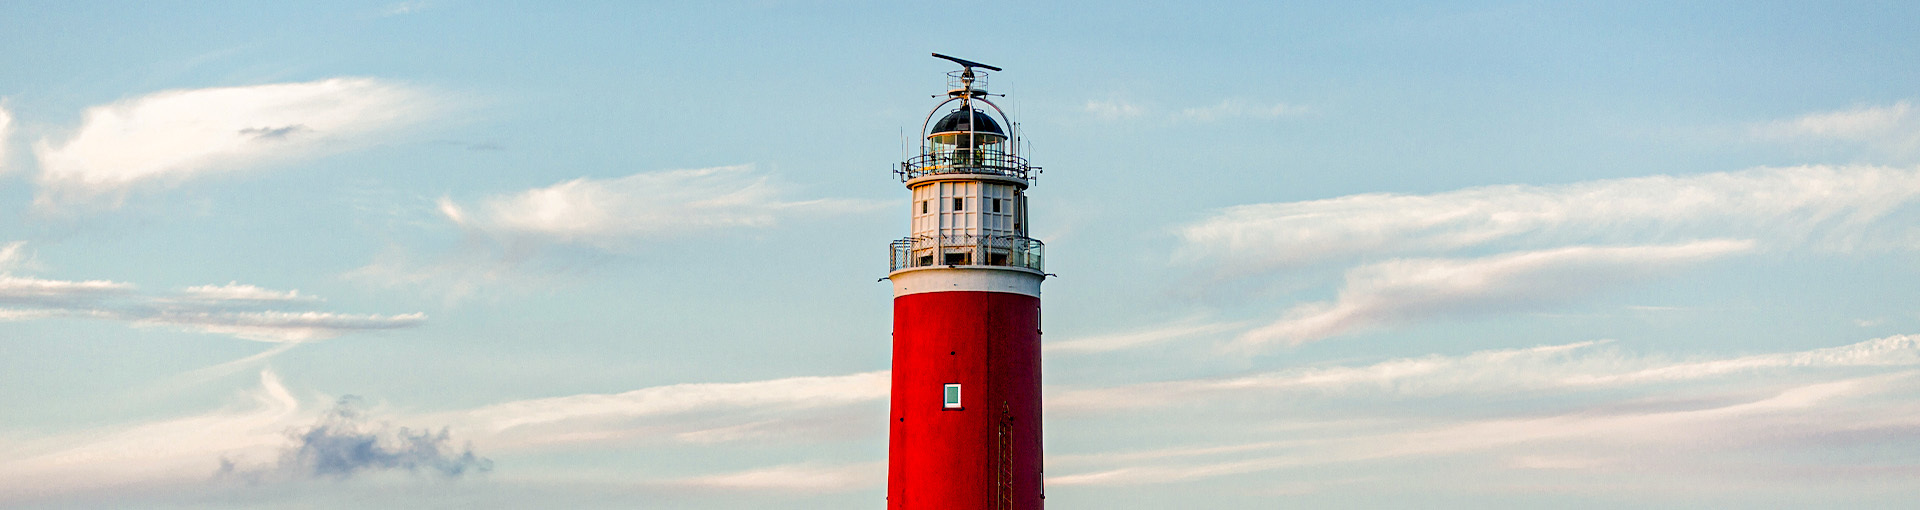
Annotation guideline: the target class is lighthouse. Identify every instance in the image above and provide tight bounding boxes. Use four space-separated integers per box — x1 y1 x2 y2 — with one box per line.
886 54 1046 510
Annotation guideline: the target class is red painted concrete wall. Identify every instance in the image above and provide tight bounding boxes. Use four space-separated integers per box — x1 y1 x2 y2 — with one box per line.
888 289 1043 510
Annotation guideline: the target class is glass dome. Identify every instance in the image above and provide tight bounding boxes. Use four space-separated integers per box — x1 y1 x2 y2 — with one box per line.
927 108 1006 149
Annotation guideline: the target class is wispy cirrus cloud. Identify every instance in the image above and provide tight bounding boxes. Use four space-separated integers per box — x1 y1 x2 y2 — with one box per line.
0 241 24 271
1752 101 1920 153
0 242 422 342
449 370 889 447
1046 320 1247 354
1179 165 1920 278
131 310 426 342
439 165 881 250
32 78 432 209
1049 335 1920 488
353 165 883 298
1051 372 1920 487
1084 97 1302 123
1176 98 1306 122
0 102 13 173
1055 334 1920 413
177 281 319 305
1234 240 1754 347
1084 99 1146 120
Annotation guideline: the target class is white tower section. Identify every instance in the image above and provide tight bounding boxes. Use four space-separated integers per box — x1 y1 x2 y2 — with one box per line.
890 67 1043 274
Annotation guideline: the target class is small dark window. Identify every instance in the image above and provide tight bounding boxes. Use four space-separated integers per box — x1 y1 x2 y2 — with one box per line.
952 197 964 211
921 201 928 214
991 199 1001 213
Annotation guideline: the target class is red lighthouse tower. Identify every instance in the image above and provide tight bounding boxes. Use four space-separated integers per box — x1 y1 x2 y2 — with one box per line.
886 54 1046 510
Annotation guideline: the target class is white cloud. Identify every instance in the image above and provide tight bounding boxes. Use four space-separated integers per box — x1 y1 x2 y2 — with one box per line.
0 370 302 501
1084 99 1144 120
1046 320 1247 354
33 78 430 208
1085 97 1304 123
133 310 427 342
0 243 422 342
0 273 135 303
1234 240 1755 347
1049 371 1920 487
1179 165 1920 277
178 281 317 304
0 103 13 172
1177 98 1304 122
1756 101 1915 141
457 370 890 436
0 242 27 272
1053 333 1920 413
439 165 880 250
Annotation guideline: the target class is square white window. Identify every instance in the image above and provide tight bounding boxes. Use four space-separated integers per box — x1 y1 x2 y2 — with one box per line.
943 383 962 409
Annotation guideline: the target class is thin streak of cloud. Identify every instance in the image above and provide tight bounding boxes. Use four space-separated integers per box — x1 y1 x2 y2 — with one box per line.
458 370 890 434
1051 372 1920 487
1084 97 1304 123
1052 334 1919 413
358 165 885 299
132 310 427 342
1235 240 1754 348
0 242 423 342
1179 165 1920 278
1046 320 1247 353
439 165 883 249
0 273 135 304
177 282 320 305
1176 98 1305 122
0 103 12 173
1755 101 1915 141
1083 99 1144 120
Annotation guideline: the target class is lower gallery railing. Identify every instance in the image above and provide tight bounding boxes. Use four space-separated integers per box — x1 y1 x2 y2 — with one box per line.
889 234 1044 272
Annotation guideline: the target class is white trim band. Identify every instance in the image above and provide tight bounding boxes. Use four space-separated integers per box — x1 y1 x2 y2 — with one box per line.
889 267 1044 298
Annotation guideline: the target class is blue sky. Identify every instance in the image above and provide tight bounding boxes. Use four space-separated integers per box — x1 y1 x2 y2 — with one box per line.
3 1 1920 508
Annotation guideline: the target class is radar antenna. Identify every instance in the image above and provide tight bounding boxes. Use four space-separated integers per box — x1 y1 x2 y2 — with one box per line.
931 53 1002 72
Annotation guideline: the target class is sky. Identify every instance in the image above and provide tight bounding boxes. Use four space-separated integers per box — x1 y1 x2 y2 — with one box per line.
3 1 1920 508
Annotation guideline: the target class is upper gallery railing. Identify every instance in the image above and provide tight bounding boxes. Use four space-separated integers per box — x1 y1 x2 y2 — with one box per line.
897 148 1035 183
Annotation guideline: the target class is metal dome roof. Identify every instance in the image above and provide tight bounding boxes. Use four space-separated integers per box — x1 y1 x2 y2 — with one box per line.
929 108 1004 137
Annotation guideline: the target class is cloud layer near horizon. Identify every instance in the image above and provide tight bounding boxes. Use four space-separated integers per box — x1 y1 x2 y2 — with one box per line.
32 78 430 208
8 333 1918 502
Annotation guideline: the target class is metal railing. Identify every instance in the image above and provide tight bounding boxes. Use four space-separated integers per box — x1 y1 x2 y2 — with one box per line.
948 69 988 93
897 148 1035 182
889 234 1044 273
